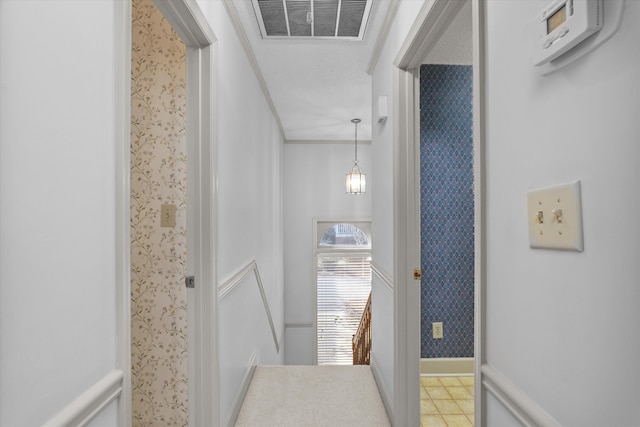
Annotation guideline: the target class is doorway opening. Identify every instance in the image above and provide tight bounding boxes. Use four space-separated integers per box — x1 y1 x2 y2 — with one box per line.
419 61 475 367
130 1 189 424
129 0 217 424
418 61 475 424
315 221 372 365
393 0 482 425
417 1 476 425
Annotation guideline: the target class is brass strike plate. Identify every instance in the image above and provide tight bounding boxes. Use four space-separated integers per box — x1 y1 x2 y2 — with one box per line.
413 269 422 280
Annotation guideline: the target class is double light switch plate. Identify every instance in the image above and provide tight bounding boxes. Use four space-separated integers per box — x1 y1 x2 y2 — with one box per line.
527 180 583 251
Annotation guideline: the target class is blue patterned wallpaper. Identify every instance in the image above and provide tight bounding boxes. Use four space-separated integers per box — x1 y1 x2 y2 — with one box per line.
420 64 474 359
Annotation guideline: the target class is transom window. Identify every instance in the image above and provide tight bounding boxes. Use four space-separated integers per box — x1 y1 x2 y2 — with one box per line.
319 223 369 247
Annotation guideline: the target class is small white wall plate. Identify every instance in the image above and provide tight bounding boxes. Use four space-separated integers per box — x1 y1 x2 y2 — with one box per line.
527 181 584 251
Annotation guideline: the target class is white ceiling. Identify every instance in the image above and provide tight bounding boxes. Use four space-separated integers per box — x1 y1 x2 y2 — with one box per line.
230 0 472 142
232 0 392 141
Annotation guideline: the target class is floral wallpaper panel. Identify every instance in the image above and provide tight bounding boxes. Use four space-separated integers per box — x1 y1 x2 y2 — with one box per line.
131 0 189 425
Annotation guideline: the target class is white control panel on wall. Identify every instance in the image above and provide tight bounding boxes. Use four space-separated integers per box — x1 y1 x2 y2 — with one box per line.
532 0 603 66
527 181 583 251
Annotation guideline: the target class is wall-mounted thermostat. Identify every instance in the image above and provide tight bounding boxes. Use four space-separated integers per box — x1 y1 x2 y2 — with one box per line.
532 0 603 66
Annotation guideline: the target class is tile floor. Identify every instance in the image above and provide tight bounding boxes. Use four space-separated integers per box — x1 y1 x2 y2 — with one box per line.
420 376 475 427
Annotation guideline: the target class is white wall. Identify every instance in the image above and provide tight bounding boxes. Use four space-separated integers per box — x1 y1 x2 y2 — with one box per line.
423 0 472 65
283 142 372 364
194 2 285 424
484 0 640 425
0 1 121 426
369 0 426 411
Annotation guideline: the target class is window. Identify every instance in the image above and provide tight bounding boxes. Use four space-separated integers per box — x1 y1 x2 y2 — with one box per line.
316 222 371 365
319 223 369 247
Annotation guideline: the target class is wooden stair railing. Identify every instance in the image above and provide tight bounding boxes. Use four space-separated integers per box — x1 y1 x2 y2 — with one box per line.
352 291 372 365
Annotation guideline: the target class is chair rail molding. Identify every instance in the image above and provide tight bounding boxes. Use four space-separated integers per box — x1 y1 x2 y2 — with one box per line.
219 260 281 353
218 260 258 300
42 370 124 427
482 364 562 427
371 261 394 292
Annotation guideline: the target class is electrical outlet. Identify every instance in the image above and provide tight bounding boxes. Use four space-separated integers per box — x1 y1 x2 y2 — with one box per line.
432 322 443 339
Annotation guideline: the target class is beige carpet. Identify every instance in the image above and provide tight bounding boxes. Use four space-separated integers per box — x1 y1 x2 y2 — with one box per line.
235 365 390 427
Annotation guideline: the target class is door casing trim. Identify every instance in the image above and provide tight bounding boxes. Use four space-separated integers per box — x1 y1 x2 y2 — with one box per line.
153 1 219 425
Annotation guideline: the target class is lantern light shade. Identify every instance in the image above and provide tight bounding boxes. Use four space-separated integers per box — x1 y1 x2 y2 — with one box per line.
346 118 366 195
346 164 366 194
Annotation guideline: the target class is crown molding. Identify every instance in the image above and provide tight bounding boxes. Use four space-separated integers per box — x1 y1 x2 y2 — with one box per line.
367 0 401 75
222 0 286 140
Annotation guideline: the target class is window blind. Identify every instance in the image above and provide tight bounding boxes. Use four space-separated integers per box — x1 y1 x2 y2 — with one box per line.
317 255 372 365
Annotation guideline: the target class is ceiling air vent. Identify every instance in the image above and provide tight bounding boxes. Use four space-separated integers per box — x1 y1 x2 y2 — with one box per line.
252 0 373 40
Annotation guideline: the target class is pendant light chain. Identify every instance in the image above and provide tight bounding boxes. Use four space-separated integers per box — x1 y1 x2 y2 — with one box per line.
352 117 361 165
354 119 358 164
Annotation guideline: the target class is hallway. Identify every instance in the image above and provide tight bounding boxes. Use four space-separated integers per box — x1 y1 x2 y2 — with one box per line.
235 365 390 427
3 1 640 426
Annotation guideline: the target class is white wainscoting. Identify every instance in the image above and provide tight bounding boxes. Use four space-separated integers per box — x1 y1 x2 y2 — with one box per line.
218 260 280 352
370 261 394 420
481 364 562 427
42 370 124 427
217 260 283 425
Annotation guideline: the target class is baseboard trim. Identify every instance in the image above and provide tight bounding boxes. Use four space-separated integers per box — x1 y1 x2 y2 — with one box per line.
420 357 474 376
370 353 393 422
225 352 257 427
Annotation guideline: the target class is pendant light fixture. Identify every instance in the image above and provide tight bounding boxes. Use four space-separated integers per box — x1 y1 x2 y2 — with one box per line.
346 118 366 195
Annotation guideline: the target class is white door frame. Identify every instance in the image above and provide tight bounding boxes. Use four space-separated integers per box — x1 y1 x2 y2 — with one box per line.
119 1 219 425
392 0 485 426
152 2 219 426
115 1 132 424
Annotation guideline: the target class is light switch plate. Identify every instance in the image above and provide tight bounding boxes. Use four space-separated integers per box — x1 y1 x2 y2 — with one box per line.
527 181 583 251
160 204 177 228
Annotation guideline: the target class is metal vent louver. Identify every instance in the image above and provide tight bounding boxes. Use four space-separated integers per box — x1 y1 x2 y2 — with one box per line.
252 0 372 40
